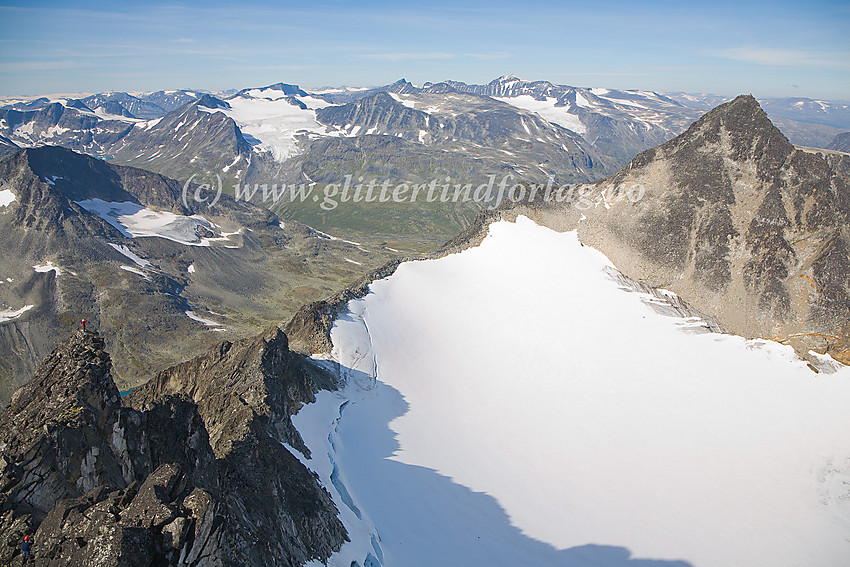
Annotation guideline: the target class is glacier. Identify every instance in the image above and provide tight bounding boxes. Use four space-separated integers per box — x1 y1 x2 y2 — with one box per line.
295 216 850 567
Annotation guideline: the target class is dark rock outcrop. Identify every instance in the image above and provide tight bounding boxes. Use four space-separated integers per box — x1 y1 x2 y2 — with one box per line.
128 328 347 566
0 328 347 565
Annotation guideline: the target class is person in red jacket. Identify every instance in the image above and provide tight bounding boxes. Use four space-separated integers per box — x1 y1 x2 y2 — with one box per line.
21 534 32 563
81 318 88 331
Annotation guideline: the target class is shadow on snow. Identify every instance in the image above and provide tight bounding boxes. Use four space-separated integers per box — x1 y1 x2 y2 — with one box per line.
330 363 693 567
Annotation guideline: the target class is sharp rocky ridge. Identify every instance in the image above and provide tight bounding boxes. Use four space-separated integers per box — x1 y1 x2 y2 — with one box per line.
0 327 347 566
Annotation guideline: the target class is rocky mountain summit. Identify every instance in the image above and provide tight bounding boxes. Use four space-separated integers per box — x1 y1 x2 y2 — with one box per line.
521 95 850 364
0 327 346 566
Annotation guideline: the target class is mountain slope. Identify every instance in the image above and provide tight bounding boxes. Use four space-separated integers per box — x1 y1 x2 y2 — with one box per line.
108 94 261 188
521 95 850 363
0 146 396 402
827 132 850 153
81 91 167 120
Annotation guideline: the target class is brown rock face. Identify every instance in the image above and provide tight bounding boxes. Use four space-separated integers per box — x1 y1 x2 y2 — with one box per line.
522 95 850 364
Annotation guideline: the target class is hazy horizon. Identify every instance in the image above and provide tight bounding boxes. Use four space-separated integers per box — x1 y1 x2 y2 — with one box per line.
0 0 848 100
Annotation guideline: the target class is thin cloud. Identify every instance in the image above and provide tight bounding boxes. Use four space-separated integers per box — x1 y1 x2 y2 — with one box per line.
362 52 456 61
464 52 511 60
0 60 92 72
714 46 850 69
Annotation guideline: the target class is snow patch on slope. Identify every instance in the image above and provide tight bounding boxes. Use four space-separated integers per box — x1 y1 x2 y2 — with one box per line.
0 189 15 208
0 304 34 323
76 199 216 246
33 261 61 275
185 310 224 330
493 95 586 134
108 243 151 268
120 265 150 280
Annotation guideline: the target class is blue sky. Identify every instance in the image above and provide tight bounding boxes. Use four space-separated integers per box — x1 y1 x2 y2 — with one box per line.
0 0 848 99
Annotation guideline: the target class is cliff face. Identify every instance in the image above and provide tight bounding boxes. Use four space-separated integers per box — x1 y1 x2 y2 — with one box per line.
524 95 850 364
127 328 346 565
0 329 346 566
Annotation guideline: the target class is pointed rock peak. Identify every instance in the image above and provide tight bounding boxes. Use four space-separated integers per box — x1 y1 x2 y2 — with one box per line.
386 78 418 94
65 99 93 112
6 328 119 428
697 94 775 133
659 93 794 165
717 93 760 113
63 328 109 357
194 93 230 110
494 74 522 83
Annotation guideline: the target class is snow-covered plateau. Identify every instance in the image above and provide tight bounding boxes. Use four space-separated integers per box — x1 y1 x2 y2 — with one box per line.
295 216 850 567
200 93 335 161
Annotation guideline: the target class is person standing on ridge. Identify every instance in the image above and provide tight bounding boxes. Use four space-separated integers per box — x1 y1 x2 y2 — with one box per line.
21 534 31 563
81 318 88 331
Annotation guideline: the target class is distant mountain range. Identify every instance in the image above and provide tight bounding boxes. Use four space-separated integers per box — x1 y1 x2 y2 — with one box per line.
3 76 846 243
2 77 846 178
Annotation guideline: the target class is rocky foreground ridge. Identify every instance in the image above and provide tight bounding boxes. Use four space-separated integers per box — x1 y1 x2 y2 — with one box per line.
0 328 346 566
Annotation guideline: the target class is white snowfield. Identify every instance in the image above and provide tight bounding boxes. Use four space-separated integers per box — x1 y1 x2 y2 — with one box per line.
0 189 16 208
296 216 850 567
0 304 34 323
494 95 587 134
75 199 223 246
33 261 61 275
200 92 335 161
